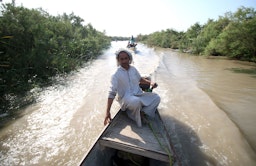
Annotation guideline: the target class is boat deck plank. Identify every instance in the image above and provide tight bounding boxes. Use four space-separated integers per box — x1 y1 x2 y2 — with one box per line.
99 110 172 163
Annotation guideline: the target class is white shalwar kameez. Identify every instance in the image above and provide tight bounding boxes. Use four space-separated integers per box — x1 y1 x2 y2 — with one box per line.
108 65 160 127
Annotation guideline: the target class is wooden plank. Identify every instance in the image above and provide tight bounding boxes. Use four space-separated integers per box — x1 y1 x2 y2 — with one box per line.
99 139 170 162
99 110 172 163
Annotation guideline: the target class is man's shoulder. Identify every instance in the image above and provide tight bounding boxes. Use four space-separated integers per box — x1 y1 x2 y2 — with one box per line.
129 65 137 70
112 67 123 75
129 66 139 73
113 66 137 74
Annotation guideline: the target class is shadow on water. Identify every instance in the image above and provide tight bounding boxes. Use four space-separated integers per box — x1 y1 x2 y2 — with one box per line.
161 114 217 166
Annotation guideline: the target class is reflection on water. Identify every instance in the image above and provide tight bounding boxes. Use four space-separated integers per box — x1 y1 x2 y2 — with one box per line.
0 43 256 166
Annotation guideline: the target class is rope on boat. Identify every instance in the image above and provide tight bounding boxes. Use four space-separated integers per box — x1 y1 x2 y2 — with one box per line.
145 115 173 166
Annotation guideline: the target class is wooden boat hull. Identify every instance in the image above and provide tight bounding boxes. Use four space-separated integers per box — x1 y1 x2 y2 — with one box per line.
79 110 176 166
127 45 137 53
129 46 136 51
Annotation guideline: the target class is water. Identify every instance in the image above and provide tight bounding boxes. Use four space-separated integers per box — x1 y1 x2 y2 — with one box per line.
0 42 256 166
154 49 256 165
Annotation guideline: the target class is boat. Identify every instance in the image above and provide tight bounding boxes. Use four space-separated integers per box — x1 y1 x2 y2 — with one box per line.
79 109 178 166
127 44 137 53
127 35 137 52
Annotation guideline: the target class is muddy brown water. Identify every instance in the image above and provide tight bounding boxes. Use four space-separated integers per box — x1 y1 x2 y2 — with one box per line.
0 41 255 166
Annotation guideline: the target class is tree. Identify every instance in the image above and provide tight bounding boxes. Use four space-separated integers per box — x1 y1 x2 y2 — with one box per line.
180 22 202 53
205 7 256 61
0 3 111 112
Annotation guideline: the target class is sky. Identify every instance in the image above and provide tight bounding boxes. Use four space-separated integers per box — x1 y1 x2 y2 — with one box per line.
1 0 256 37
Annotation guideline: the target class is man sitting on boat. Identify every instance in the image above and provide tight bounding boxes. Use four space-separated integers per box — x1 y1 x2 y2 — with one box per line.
127 35 137 48
104 49 160 127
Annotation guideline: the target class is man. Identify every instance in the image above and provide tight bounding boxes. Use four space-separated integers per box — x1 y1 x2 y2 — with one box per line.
127 36 137 48
104 49 160 127
129 35 137 47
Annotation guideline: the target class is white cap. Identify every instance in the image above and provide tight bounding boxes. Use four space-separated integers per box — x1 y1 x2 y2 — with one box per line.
115 48 133 64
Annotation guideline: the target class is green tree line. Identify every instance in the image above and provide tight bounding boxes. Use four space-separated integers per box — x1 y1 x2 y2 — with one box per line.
137 6 256 62
0 3 111 112
111 36 130 41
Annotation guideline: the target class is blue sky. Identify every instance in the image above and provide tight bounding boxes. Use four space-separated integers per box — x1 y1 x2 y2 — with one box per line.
2 0 256 36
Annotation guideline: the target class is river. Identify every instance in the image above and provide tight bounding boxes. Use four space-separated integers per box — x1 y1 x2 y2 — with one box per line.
0 41 256 166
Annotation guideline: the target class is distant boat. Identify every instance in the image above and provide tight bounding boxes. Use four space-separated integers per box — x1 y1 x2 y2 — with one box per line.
127 43 137 53
79 109 178 166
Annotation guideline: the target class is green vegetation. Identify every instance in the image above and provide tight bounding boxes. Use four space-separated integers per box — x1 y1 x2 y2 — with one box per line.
0 3 111 112
111 36 130 41
1 4 255 113
137 6 256 62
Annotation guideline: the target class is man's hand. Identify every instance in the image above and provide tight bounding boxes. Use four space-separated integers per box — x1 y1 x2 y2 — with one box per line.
151 82 158 89
104 112 111 126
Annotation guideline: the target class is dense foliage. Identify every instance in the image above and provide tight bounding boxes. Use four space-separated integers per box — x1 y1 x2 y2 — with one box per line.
137 6 256 62
0 4 111 112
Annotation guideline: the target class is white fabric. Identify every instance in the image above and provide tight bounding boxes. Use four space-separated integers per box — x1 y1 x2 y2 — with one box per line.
108 65 160 127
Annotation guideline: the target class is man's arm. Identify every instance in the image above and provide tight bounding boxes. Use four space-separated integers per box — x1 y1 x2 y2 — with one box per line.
104 98 114 125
